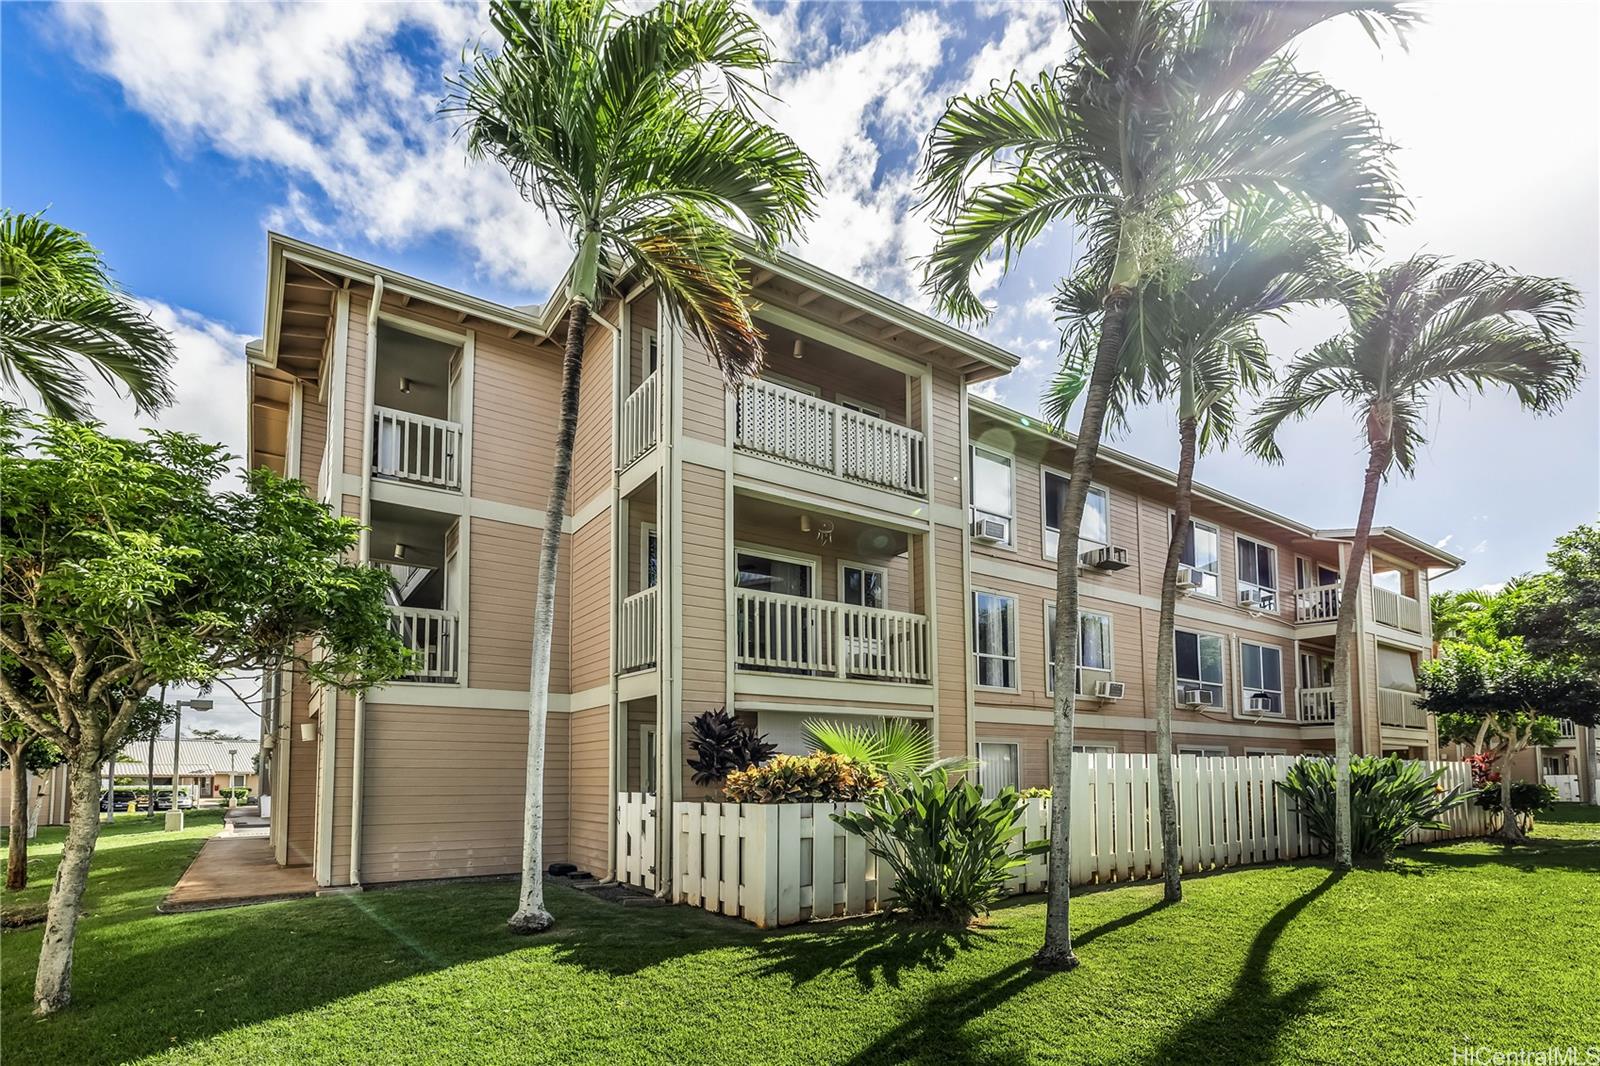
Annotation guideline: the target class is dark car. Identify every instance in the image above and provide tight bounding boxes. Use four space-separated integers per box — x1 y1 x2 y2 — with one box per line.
99 789 139 813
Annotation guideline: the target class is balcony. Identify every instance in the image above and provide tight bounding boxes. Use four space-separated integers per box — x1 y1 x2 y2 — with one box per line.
1298 687 1336 722
391 606 459 683
733 589 929 683
1378 687 1425 729
620 370 659 470
373 406 463 491
734 379 926 495
1295 584 1341 624
619 586 658 672
1372 587 1424 634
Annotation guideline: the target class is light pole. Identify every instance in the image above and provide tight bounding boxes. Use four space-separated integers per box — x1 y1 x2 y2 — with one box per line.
165 698 213 832
227 749 238 808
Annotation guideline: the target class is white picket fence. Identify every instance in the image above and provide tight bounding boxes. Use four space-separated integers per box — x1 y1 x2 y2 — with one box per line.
616 791 657 891
643 755 1492 928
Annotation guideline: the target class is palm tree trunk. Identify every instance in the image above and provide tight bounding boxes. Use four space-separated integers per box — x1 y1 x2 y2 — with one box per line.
33 755 104 1015
508 296 591 934
1330 434 1391 868
5 739 28 891
1036 285 1132 972
1154 413 1197 902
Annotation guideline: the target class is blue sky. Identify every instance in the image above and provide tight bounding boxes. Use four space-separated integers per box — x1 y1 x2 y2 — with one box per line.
4 1 1597 727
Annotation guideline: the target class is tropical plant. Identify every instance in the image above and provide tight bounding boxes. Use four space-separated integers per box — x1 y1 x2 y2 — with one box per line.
1048 199 1345 903
0 413 408 1014
919 0 1409 968
1250 256 1584 864
687 707 776 787
803 718 934 780
723 753 884 804
1474 780 1558 834
833 763 1047 926
443 0 818 935
0 210 175 420
1279 755 1465 861
1430 588 1498 648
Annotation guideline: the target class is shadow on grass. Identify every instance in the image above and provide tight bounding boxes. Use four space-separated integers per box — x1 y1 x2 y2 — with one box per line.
1138 870 1345 1066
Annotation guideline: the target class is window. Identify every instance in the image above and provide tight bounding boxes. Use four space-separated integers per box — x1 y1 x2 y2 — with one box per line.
1240 641 1284 715
1045 604 1112 695
977 742 1019 800
1296 558 1339 589
640 725 658 794
642 523 658 589
1175 517 1221 597
640 328 658 375
1377 646 1417 692
1236 536 1278 608
1073 743 1117 755
1175 629 1225 707
970 447 1014 545
841 563 887 609
1179 745 1230 758
1042 470 1110 559
838 395 887 419
973 591 1018 688
1245 747 1286 757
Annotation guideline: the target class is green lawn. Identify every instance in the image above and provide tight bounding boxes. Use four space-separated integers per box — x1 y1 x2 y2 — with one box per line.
4 807 1598 1065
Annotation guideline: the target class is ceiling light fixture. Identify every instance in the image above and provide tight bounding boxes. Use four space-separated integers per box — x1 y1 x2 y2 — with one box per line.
400 377 413 394
792 337 804 360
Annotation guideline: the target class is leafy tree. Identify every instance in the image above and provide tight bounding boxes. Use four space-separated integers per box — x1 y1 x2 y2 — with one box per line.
1416 643 1597 843
190 728 247 741
919 0 1408 968
0 413 408 1015
1048 200 1344 902
443 0 818 935
0 210 175 420
1430 588 1498 648
1248 255 1584 866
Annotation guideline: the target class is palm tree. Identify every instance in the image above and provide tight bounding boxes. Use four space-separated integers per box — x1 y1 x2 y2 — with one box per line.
444 0 818 933
919 0 1410 969
0 210 175 420
1047 202 1344 903
1430 588 1496 649
1247 254 1584 868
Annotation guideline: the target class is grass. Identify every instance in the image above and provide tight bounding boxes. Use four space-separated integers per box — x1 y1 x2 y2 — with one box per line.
3 807 1598 1065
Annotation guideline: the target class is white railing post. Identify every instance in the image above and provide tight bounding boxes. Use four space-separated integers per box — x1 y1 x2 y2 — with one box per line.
372 406 463 491
389 606 459 682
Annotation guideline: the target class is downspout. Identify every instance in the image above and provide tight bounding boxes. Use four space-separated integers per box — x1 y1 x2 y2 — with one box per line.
350 273 383 888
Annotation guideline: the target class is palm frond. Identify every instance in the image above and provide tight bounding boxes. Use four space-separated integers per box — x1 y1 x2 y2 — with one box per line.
803 718 934 780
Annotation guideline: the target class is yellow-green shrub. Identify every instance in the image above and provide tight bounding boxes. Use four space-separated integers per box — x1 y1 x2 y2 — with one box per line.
723 753 885 803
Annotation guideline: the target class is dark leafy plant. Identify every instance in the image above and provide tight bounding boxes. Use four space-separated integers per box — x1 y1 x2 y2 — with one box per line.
723 753 883 804
687 707 776 787
1280 755 1466 861
833 764 1048 927
1475 781 1558 835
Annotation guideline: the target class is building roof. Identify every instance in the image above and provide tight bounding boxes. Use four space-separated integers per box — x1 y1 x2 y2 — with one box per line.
114 738 259 777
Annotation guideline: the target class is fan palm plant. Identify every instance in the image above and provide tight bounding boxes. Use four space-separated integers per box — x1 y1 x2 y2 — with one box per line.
919 0 1410 969
803 718 936 781
1247 254 1583 867
0 210 175 420
444 0 818 933
1047 201 1346 903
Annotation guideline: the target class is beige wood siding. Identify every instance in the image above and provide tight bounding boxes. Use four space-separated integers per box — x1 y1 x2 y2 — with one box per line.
679 463 728 788
469 517 571 694
286 661 317 866
299 390 327 488
623 699 656 792
933 524 968 759
679 330 728 443
342 292 369 478
566 704 610 874
930 369 963 511
568 514 612 692
327 689 357 885
470 329 563 512
569 316 615 508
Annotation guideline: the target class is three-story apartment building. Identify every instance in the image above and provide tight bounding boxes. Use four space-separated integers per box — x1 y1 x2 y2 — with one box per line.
247 233 1463 891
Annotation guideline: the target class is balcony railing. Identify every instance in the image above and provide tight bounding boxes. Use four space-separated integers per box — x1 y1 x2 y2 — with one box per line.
733 588 929 683
1372 587 1424 633
734 379 926 495
1298 687 1336 722
391 606 458 683
1378 687 1426 729
373 406 463 491
1295 583 1341 624
619 586 658 672
620 370 659 470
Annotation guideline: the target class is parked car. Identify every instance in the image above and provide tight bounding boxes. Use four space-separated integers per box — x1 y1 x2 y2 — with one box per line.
150 789 195 811
99 789 139 813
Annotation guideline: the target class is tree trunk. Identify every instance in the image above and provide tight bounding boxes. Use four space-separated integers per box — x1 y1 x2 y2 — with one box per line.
1036 285 1132 972
1329 435 1390 869
508 296 591 935
33 757 105 1015
1585 725 1599 807
5 741 28 891
1153 413 1197 903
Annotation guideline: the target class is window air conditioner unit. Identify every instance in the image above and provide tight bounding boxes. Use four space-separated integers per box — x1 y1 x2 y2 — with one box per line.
970 516 1008 543
1080 546 1130 571
1247 693 1276 713
1180 688 1213 708
1240 589 1277 610
1176 566 1205 590
1094 680 1126 700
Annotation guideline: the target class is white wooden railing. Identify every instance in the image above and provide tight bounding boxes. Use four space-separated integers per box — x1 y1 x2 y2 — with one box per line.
373 406 463 490
619 587 658 673
1378 687 1426 729
616 791 657 890
733 589 929 682
391 606 458 682
734 379 926 495
1372 587 1424 633
1295 583 1341 623
620 370 659 470
1298 687 1336 722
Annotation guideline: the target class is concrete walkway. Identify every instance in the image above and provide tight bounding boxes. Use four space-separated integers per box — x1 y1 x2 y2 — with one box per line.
161 827 316 913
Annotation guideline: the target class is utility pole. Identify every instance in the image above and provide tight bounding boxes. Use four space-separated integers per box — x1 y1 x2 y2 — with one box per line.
147 683 166 819
165 698 213 831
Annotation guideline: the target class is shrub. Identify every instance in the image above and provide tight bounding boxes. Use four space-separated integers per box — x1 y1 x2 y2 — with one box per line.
687 707 777 787
833 764 1048 926
722 753 883 803
1019 787 1051 799
219 787 251 803
803 718 933 780
1279 755 1466 861
1475 780 1557 834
